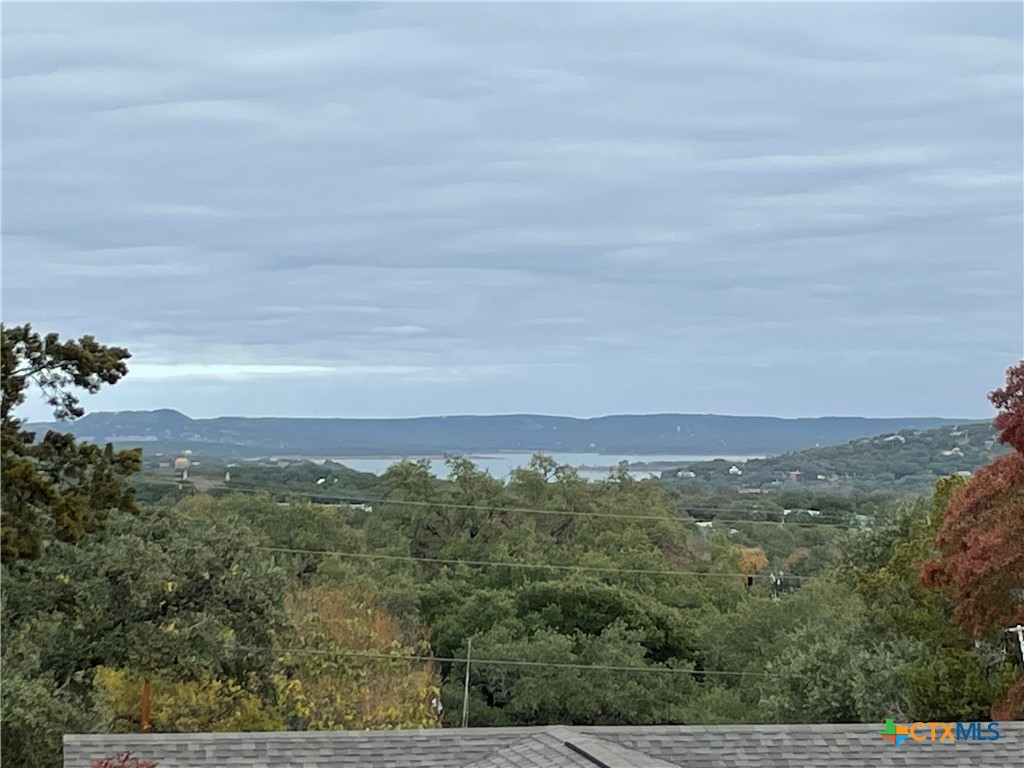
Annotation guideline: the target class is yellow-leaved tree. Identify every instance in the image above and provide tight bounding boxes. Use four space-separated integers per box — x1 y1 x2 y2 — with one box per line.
93 667 285 732
279 585 442 730
94 585 443 732
737 546 769 586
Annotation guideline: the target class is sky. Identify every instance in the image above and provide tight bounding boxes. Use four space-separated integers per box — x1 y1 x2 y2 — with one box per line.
2 1 1022 421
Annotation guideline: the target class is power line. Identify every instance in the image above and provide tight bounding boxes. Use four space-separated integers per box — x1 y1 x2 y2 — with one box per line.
228 644 772 678
255 545 817 581
149 477 860 529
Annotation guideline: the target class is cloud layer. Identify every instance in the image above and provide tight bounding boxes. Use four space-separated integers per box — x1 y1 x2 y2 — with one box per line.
3 2 1021 420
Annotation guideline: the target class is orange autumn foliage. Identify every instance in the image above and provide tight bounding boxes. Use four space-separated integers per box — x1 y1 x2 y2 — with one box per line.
922 361 1024 719
923 361 1024 638
737 546 768 582
921 449 1024 636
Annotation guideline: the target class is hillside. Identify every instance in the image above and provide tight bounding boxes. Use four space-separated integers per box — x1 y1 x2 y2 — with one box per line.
659 421 1004 494
27 409 969 458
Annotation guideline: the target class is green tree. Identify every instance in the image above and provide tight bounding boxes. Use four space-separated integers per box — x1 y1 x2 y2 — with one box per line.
1 324 140 562
1 502 289 757
0 612 99 768
451 621 699 727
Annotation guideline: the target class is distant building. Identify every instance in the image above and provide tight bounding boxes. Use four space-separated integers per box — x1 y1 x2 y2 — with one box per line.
173 457 191 472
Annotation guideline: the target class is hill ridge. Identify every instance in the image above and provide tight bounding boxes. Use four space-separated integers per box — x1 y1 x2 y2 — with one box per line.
26 409 984 459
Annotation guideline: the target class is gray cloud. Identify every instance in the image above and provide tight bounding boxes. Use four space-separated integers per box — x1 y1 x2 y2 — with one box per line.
2 2 1021 421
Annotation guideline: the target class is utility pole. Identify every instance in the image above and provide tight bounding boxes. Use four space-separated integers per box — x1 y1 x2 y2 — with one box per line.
1006 624 1024 665
461 637 472 728
141 679 151 732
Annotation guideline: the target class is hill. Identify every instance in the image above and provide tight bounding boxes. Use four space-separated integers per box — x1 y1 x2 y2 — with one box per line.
658 421 1004 494
25 409 971 458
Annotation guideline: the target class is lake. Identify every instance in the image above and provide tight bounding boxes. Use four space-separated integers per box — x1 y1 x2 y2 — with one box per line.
315 452 763 481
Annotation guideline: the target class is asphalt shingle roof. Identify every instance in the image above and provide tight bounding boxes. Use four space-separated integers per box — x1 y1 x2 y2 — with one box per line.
64 722 1024 768
457 731 598 768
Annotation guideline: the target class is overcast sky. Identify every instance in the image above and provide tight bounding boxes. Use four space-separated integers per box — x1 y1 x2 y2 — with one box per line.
3 2 1022 421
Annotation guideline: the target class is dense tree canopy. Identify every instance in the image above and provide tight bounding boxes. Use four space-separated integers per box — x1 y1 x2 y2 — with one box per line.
4 331 1023 768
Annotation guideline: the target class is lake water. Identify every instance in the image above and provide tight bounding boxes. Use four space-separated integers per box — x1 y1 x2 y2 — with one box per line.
317 452 763 481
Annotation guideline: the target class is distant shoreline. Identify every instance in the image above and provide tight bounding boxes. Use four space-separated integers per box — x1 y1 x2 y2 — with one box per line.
283 452 769 470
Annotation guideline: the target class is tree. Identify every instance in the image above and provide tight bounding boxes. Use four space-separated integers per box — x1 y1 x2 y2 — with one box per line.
1 502 290 760
991 360 1024 452
1 324 140 562
0 612 99 768
737 546 768 586
454 621 699 727
850 478 1017 721
93 667 284 733
760 616 918 723
922 464 1024 637
922 360 1024 637
922 361 1024 719
278 585 441 730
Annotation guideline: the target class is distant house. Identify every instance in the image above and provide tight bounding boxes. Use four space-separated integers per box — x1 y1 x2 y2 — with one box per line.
64 722 1022 768
728 465 742 475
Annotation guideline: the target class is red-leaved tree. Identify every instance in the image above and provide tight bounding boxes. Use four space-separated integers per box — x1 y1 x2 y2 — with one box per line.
922 360 1024 719
991 361 1024 453
91 755 157 768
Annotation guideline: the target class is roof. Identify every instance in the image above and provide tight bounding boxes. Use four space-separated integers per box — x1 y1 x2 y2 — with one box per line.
64 722 1023 768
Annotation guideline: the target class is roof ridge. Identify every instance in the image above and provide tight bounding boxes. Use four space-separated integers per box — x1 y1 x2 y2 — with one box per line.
550 728 683 768
456 729 594 768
